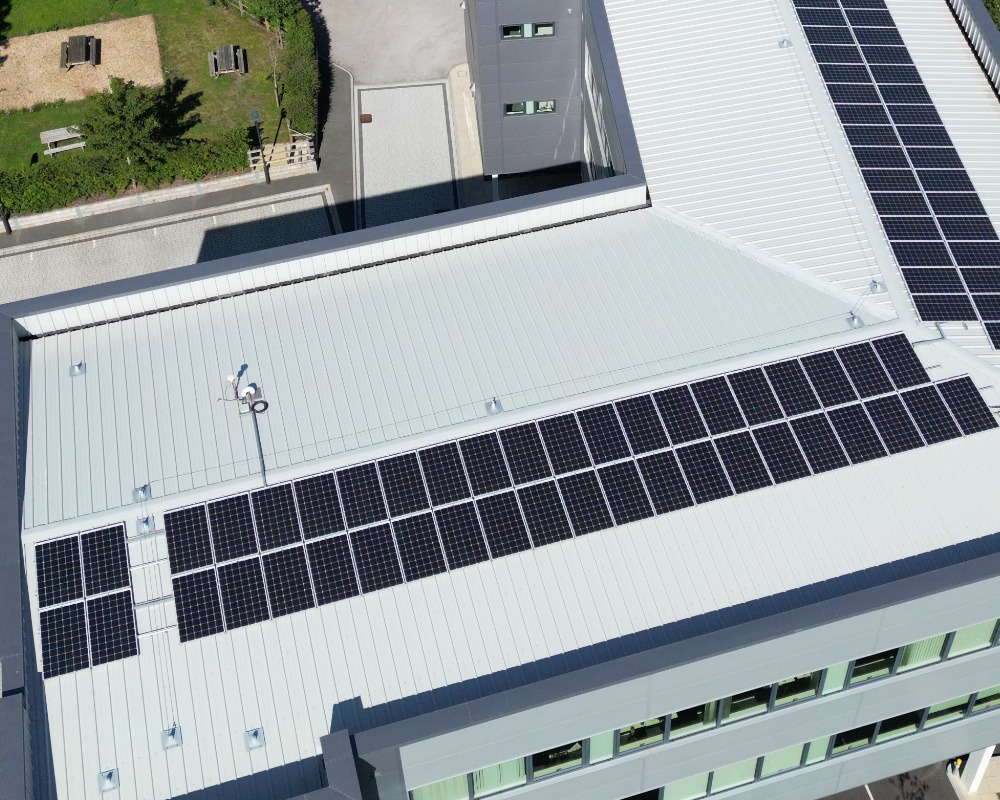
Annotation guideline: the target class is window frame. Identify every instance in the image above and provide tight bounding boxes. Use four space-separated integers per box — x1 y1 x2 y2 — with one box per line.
500 24 524 39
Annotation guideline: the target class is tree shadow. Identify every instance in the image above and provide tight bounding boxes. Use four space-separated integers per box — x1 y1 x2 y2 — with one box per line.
0 0 11 68
157 77 202 141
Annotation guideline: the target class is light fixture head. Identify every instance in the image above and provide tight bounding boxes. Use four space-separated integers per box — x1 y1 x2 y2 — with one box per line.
870 279 888 295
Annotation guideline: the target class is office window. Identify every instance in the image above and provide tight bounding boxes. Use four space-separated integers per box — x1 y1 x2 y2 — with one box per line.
536 100 556 113
663 773 709 800
503 102 526 116
531 741 582 778
501 25 523 39
822 661 850 694
831 723 876 755
720 685 770 723
875 710 921 742
670 700 718 739
848 649 897 684
710 757 757 793
973 685 1000 713
949 619 998 656
618 717 666 753
804 736 832 765
473 759 525 797
898 634 947 672
589 730 614 763
760 744 805 778
532 23 555 36
925 695 971 728
774 671 821 706
412 776 470 800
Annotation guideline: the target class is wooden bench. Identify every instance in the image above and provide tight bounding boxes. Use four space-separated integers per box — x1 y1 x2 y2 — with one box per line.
43 141 87 155
209 45 247 77
40 126 86 155
60 35 97 70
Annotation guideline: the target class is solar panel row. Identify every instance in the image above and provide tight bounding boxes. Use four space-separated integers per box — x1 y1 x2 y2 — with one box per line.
795 0 1000 346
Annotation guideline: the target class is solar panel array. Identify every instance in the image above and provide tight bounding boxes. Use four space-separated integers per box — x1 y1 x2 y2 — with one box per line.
34 525 138 678
164 334 999 643
794 0 1000 348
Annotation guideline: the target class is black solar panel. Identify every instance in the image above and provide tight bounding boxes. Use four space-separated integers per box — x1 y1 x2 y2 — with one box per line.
476 492 532 557
852 146 908 169
861 168 918 191
928 193 987 216
790 414 850 473
812 44 863 63
871 334 929 389
217 558 270 630
637 451 695 513
293 472 345 539
676 442 733 503
80 526 130 596
336 463 388 528
912 294 978 322
392 514 448 580
864 395 925 453
765 360 822 416
752 424 812 484
173 569 224 642
908 148 963 171
845 8 893 26
801 350 858 407
378 453 430 517
715 432 773 494
40 603 89 678
654 386 708 444
307 536 360 604
952 242 1000 266
251 484 302 551
208 495 258 562
888 106 942 126
901 386 962 444
597 461 654 525
349 524 404 592
830 85 882 105
937 377 999 434
896 126 952 147
900 268 964 293
727 369 783 425
615 395 670 453
36 537 83 608
861 46 911 64
869 64 920 83
854 27 903 47
961 269 1000 292
419 442 473 505
804 26 854 46
879 84 931 104
691 377 746 435
558 472 614 534
262 547 315 618
828 404 887 463
870 193 931 215
975 295 1000 323
836 343 894 397
838 105 891 126
498 424 552 484
577 404 631 463
517 482 573 545
917 170 975 192
987 322 1000 350
940 217 999 241
434 503 490 567
164 506 215 574
819 64 871 82
87 590 138 667
796 7 847 25
459 433 512 495
538 414 593 474
844 125 899 148
880 217 940 241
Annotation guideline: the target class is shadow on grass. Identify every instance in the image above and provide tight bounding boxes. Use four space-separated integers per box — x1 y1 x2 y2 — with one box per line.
158 76 203 140
0 0 10 67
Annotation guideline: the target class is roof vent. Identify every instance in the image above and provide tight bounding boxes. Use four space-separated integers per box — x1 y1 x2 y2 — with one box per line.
132 484 152 503
69 361 87 377
870 279 888 295
161 725 182 749
778 36 792 48
245 727 266 750
847 312 865 329
98 769 120 792
485 396 503 415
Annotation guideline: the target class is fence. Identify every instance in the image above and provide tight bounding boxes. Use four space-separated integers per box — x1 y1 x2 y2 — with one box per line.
248 135 315 171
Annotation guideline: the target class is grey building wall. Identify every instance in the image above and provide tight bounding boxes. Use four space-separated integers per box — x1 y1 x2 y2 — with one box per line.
466 0 584 175
581 0 624 180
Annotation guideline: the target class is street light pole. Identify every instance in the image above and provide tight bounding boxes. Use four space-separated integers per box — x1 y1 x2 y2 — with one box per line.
251 109 270 185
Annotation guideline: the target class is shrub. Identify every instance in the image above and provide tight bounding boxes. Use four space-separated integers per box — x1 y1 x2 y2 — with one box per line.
281 8 320 133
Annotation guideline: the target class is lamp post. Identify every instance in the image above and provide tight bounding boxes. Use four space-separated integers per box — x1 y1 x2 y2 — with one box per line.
252 109 270 185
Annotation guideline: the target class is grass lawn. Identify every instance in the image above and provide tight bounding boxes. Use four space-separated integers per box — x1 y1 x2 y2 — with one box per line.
0 0 287 171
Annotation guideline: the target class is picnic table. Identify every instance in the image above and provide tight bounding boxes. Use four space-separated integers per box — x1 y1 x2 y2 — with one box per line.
40 127 86 156
209 45 247 78
59 35 97 70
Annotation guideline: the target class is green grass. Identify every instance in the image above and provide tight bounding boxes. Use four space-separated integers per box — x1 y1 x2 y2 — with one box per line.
0 0 287 171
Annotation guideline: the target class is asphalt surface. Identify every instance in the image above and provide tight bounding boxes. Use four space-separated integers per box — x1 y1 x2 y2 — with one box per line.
823 763 956 800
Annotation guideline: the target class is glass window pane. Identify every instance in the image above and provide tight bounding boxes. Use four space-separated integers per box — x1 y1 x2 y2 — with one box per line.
589 730 614 763
711 757 757 792
473 759 525 797
412 776 469 800
822 662 850 695
504 103 525 116
898 634 947 672
848 649 897 684
533 23 555 36
950 620 998 656
531 741 582 778
925 695 970 728
760 744 805 778
501 25 523 38
721 685 771 723
876 711 921 742
774 671 821 706
670 701 719 739
973 685 1000 713
804 736 832 764
536 100 556 113
832 724 875 755
618 717 666 753
663 773 709 800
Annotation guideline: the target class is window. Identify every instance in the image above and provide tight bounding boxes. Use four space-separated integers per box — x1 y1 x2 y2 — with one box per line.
760 744 805 778
949 619 998 656
925 695 971 728
536 100 556 113
822 661 850 694
710 757 757 793
875 711 921 742
531 23 555 36
662 773 709 800
412 776 469 800
502 23 553 39
973 685 1000 713
504 101 555 116
589 730 614 763
670 701 718 739
531 741 582 778
848 649 897 684
774 671 821 706
503 102 526 116
473 759 525 797
804 736 832 764
501 25 523 39
618 717 666 753
898 634 947 672
831 723 876 755
720 685 770 723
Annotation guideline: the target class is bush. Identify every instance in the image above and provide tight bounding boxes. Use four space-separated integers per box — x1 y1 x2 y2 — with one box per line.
281 8 320 133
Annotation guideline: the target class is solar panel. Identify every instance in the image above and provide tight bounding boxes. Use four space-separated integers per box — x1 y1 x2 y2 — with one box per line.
864 395 925 453
517 482 573 545
615 395 671 453
262 547 315 618
790 414 850 473
654 386 708 444
207 495 258 562
459 433 512 495
901 386 962 444
40 603 89 678
812 44 863 63
937 377 999 434
917 170 975 192
726 369 784 425
558 472 614 534
804 26 854 46
939 218 999 242
306 536 359 604
879 217 940 241
577 404 631 463
896 127 952 147
476 492 532 557
911 294 978 322
336 463 389 528
636 451 695 513
691 377 746 435
597 461 654 524
36 537 83 608
861 46 911 64
434 503 490 567
87 590 138 667
836 343 894 397
752 424 812 484
927 193 987 216
764 360 822 416
538 414 593 474
861 168 918 191
838 106 891 126
251 484 302 551
844 8 893 25
879 84 931 104
801 350 858 407
217 558 270 630
854 27 903 47
796 7 847 24
164 505 215 573
988 322 1000 350
869 64 920 82
852 146 908 169
871 334 929 389
419 442 473 505
377 452 430 517
714 432 773 494
961 269 1000 292
900 268 964 293
830 85 882 105
870 193 931 215
844 126 901 147
908 149 963 171
975 296 1000 323
887 106 942 126
392 514 448 580
952 242 1000 266
827 404 887 463
172 569 224 642
676 442 733 503
349 524 404 592
498 424 552 484
293 472 346 539
80 526 130 596
819 64 871 82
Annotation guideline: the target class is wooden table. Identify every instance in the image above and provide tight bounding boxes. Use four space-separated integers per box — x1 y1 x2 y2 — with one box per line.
60 35 96 70
209 45 247 77
40 127 86 155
